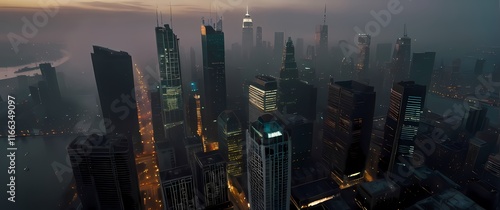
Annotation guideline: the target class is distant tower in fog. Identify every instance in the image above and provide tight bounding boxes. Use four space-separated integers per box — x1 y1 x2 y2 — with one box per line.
391 25 412 83
409 52 436 88
39 63 61 101
278 37 299 113
315 5 328 57
340 57 355 79
295 38 304 59
274 32 285 61
256 26 263 49
474 58 486 76
356 34 371 76
242 6 254 59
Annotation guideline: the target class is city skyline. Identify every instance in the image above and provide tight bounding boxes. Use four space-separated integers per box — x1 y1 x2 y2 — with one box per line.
1 1 500 210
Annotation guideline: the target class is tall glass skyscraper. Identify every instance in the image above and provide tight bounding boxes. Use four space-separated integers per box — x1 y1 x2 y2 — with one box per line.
201 20 227 143
321 80 376 188
155 24 185 142
248 75 278 123
217 110 244 177
91 46 141 153
68 134 142 210
247 114 291 210
380 81 426 174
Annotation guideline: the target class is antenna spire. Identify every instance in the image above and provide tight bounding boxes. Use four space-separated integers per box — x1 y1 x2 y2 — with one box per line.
169 1 173 27
160 11 163 25
246 5 249 15
156 7 159 27
404 24 407 37
323 4 326 25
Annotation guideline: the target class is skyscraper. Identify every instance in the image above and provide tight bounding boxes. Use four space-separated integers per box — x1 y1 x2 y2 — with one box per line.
462 102 488 135
39 63 61 101
242 6 253 59
380 81 426 173
275 112 313 165
356 34 371 76
409 52 436 88
155 24 185 142
194 151 229 208
278 37 299 113
248 75 278 123
273 32 285 61
375 43 393 67
247 114 291 210
217 110 244 177
201 20 227 143
160 166 197 209
340 57 355 80
322 80 376 188
68 134 142 210
315 5 328 57
187 82 202 137
295 38 304 59
256 26 263 49
151 86 165 143
391 25 412 83
474 58 486 75
278 38 317 120
91 46 141 152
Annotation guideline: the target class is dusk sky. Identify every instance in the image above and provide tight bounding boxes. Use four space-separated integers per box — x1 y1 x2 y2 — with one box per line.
1 2 500 210
1 0 500 81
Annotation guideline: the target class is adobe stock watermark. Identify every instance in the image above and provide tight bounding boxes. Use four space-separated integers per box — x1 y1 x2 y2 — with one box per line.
51 64 160 183
339 0 411 58
7 0 71 53
210 0 243 17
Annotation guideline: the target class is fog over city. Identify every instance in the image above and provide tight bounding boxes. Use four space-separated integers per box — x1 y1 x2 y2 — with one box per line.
1 0 500 210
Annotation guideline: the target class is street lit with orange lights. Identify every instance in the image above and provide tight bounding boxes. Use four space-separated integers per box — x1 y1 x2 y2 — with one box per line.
134 65 163 210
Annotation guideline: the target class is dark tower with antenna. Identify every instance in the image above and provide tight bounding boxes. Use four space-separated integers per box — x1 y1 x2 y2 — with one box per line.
155 12 185 142
391 24 412 83
315 5 328 57
201 18 227 145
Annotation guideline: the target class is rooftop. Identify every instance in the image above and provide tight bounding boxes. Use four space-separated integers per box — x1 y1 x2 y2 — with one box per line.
291 178 340 208
195 150 226 166
160 165 192 182
408 189 484 210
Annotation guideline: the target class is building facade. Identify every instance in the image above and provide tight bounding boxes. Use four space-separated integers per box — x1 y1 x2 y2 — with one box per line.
247 114 291 210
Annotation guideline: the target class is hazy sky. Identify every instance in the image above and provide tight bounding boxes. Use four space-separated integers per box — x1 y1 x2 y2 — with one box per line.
1 0 500 88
